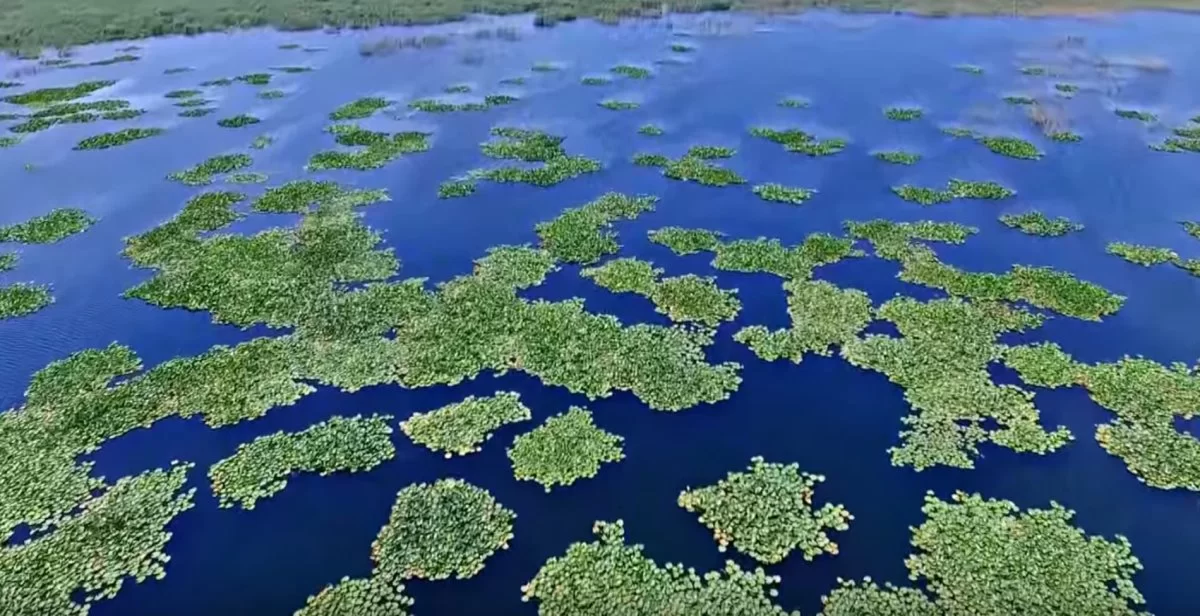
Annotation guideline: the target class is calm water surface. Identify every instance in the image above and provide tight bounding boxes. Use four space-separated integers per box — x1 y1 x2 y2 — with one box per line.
2 10 1199 615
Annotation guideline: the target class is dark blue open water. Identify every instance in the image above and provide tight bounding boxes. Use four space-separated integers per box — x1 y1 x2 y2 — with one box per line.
2 10 1200 615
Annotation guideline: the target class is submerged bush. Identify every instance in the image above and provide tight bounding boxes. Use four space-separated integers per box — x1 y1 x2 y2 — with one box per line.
753 183 814 205
508 407 624 491
73 127 163 150
401 392 531 457
1000 211 1083 237
0 208 95 243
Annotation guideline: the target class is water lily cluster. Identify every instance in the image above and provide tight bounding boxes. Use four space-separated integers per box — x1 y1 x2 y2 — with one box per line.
401 392 531 457
581 257 742 326
508 407 625 491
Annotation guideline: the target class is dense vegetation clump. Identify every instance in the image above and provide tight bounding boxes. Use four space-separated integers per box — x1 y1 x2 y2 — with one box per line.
999 211 1083 236
634 146 745 186
174 97 212 108
611 64 652 79
522 519 798 616
251 134 273 149
582 258 741 326
841 296 1070 469
735 279 872 363
372 479 515 579
892 179 1014 205
638 123 664 136
535 192 656 264
167 153 253 185
1003 95 1035 105
651 228 858 281
750 126 846 156
330 97 390 120
0 136 19 147
295 577 413 616
779 97 810 108
73 127 164 150
977 135 1042 159
821 491 1147 616
447 127 601 192
752 183 814 205
438 179 476 198
581 76 611 85
875 150 920 165
164 89 201 99
235 72 272 85
508 407 624 491
884 106 923 121
1106 242 1178 266
401 392 531 458
1020 65 1047 75
598 99 639 110
678 456 852 563
3 80 114 105
0 207 95 243
1055 82 1079 94
1115 108 1156 122
308 124 431 171
208 414 396 509
217 113 260 128
0 282 52 318
258 89 286 99
1050 130 1082 142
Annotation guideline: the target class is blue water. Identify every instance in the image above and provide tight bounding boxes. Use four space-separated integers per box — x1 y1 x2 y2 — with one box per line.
3 10 1200 615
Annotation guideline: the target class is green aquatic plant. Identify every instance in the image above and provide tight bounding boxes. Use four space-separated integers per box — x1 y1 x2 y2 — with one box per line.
778 97 810 108
651 228 858 282
463 126 601 190
0 252 15 271
200 78 233 86
735 279 872 364
251 134 273 149
499 76 525 86
508 407 624 491
0 464 195 616
102 108 143 120
821 491 1146 616
531 62 560 72
1005 343 1200 490
1151 136 1200 153
1115 108 1156 122
638 123 664 136
1020 65 1047 75
535 192 656 264
948 178 1014 199
670 43 695 52
1183 221 1200 239
401 392 530 458
330 97 389 120
484 94 518 106
679 456 852 564
599 99 639 110
272 65 312 73
941 125 977 138
1055 82 1079 94
999 211 1082 237
217 113 260 128
295 577 414 616
977 135 1041 159
308 124 431 171
0 80 21 88
581 258 741 326
581 76 610 85
373 479 515 580
1106 242 1178 266
955 63 984 74
892 185 953 205
167 153 253 185
874 150 920 165
752 183 814 205
3 79 114 106
611 64 652 79
1050 130 1082 142
687 145 734 159
174 97 211 108
73 127 163 150
438 179 476 199
228 172 268 184
251 180 380 213
840 296 1069 469
750 126 846 157
522 519 797 616
208 414 395 509
0 208 95 243
258 88 286 99
1003 95 1035 105
0 136 17 147
178 107 215 117
443 83 472 93
164 89 200 99
884 106 922 121
632 152 669 166
1173 124 1200 139
663 154 744 186
163 67 192 74
235 72 271 85
0 282 52 318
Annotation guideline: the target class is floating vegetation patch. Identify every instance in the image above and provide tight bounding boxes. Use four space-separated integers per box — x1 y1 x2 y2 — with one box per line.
670 43 695 52
1000 211 1083 237
1003 95 1035 105
217 114 261 128
409 98 485 112
251 134 273 149
179 107 215 118
0 80 22 88
235 72 272 85
678 456 851 563
373 479 515 579
174 97 211 108
73 127 163 150
638 123 664 136
581 257 741 326
846 219 1123 321
208 414 395 509
0 252 16 271
308 124 431 171
295 576 414 616
581 76 610 85
955 63 984 74
598 99 639 111
0 282 52 318
401 392 530 458
443 83 472 93
0 136 18 147
200 78 234 87
499 76 526 86
330 97 390 120
438 179 476 198
6 99 144 133
258 89 287 99
531 62 561 72
168 153 253 185
1055 82 1079 95
271 65 313 73
522 519 796 615
1051 130 1082 142
735 279 872 364
1106 242 1178 266
821 491 1146 615
1004 343 1200 491
163 67 192 74
941 126 978 138
228 172 268 184
884 106 923 121
1151 136 1200 153
164 89 201 99
3 79 114 106
750 126 846 157
1115 108 1156 122
892 178 1015 205
611 64 652 79
652 228 858 281
535 192 656 264
634 146 745 186
0 207 95 243
0 464 196 616
840 295 1069 469
752 183 814 205
977 135 1042 159
444 127 601 193
508 407 624 491
875 150 920 165
1020 65 1047 75
779 97 810 108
